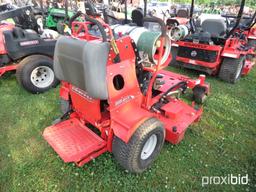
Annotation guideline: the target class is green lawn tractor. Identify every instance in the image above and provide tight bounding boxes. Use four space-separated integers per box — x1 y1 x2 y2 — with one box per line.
35 0 78 34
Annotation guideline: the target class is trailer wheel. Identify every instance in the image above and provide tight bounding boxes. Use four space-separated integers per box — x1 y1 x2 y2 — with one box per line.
169 47 178 66
218 56 245 84
112 118 165 173
193 85 207 104
16 55 59 93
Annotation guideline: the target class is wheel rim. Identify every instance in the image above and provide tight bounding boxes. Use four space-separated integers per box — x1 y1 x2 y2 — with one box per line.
140 134 158 160
37 17 43 26
235 60 244 79
30 66 54 88
36 17 44 29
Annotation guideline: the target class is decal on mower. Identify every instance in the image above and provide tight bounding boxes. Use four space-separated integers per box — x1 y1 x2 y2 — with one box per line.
72 87 93 102
115 95 135 106
184 42 208 49
191 51 197 57
19 40 39 46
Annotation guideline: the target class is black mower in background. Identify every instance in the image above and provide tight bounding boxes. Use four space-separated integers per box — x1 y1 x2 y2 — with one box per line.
170 0 255 84
85 0 152 27
0 3 17 13
0 6 59 94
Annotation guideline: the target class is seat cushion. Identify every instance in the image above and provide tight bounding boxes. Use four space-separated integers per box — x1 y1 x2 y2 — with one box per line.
176 8 189 18
54 36 110 99
131 8 144 26
202 19 227 37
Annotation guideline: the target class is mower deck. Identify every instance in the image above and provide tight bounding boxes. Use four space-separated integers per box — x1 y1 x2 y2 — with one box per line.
160 99 202 144
43 118 107 165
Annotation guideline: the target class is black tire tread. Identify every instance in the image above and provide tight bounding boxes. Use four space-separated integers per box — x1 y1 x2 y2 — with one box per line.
218 56 245 84
16 55 59 93
112 118 165 173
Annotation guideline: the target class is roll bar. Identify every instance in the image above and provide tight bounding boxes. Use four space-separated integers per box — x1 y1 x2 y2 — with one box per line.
226 0 246 38
189 0 195 33
247 11 256 30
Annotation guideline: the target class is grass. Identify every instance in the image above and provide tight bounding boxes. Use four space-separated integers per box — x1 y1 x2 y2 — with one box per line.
0 66 255 192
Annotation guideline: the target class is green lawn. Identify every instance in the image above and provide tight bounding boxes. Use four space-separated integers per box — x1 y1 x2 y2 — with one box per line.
0 67 255 192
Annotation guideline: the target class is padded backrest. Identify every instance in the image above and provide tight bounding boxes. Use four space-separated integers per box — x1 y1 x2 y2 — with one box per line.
54 36 110 99
103 9 121 25
131 8 144 26
84 2 101 17
202 19 227 37
176 8 189 18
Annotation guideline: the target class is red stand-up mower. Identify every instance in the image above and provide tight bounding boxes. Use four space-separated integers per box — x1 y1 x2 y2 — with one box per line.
0 6 59 93
166 7 190 28
43 13 210 173
170 0 255 83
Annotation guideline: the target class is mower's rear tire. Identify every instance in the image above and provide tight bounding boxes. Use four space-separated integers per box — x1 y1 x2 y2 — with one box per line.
169 47 178 66
218 56 245 84
112 118 165 173
16 55 59 93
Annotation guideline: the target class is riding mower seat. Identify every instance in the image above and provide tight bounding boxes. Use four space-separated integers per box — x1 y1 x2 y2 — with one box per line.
54 36 110 99
131 8 144 26
176 8 189 18
102 7 129 25
84 2 101 17
201 19 227 38
200 19 227 45
51 11 66 18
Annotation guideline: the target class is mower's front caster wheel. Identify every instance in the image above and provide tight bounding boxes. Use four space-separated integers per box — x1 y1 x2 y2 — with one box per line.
112 118 165 173
193 85 207 104
218 56 245 84
16 55 59 93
